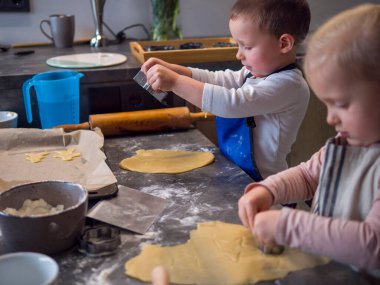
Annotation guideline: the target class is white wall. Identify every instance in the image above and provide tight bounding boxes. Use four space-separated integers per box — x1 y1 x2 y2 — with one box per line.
307 0 380 31
0 0 152 45
1 0 380 45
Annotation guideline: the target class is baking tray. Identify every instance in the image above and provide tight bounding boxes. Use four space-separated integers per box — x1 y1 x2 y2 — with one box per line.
87 148 118 201
87 183 118 201
0 128 118 201
130 37 238 64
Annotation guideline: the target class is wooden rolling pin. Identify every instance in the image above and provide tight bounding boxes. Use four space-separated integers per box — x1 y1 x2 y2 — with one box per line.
54 107 215 136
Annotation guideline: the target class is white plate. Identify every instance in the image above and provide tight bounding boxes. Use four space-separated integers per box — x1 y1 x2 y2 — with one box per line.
46 52 127 68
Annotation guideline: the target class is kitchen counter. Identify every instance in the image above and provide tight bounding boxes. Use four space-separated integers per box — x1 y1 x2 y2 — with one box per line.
0 41 241 128
0 42 141 89
0 41 241 88
0 128 369 285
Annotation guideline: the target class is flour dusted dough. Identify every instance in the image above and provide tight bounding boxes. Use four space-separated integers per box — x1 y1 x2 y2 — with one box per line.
125 221 329 284
119 149 215 174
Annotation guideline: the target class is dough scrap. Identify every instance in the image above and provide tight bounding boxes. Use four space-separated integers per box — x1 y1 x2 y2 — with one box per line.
3 198 64 217
125 221 329 284
53 147 81 161
119 149 215 174
25 151 49 163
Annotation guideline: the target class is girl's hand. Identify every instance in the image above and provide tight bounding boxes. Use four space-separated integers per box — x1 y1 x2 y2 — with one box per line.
146 64 180 92
253 210 281 248
238 186 274 231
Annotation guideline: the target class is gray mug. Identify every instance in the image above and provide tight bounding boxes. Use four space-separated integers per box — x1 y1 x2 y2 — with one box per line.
40 14 75 48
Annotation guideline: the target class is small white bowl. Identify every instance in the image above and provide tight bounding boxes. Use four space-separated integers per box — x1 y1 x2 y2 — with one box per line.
0 111 18 128
0 252 59 285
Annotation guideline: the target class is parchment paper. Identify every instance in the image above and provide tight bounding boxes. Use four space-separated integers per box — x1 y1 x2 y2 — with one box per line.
0 128 117 192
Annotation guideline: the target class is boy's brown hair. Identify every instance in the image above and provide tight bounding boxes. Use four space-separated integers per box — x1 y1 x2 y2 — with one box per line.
230 0 310 44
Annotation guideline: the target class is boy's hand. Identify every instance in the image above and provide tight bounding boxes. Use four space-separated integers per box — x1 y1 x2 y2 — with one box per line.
141 57 168 74
238 186 274 231
142 57 192 77
146 64 180 92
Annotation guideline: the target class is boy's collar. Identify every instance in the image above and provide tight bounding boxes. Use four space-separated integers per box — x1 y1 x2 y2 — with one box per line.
245 63 298 79
271 62 298 75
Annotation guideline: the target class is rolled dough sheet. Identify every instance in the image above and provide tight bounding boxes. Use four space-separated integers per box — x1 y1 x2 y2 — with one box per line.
125 221 329 284
119 149 215 174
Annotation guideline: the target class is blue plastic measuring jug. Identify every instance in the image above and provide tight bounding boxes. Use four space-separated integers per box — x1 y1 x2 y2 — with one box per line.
23 70 84 129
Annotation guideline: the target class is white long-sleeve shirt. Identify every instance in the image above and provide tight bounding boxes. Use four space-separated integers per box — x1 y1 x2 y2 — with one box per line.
190 66 310 178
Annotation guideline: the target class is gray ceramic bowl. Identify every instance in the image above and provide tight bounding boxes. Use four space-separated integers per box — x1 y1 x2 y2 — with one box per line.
0 181 88 255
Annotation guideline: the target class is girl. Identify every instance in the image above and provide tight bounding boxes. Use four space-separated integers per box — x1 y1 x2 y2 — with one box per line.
238 4 380 274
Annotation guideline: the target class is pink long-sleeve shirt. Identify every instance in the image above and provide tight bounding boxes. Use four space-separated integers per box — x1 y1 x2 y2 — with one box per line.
245 140 380 270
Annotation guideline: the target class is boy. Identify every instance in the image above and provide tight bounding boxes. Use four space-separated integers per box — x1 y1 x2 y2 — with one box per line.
142 0 311 181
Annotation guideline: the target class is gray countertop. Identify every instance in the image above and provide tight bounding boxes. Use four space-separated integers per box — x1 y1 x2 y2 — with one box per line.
0 41 242 90
0 42 142 90
38 129 376 285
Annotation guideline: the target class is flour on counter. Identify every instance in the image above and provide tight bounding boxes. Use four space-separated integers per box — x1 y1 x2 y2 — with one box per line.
86 263 119 285
140 185 193 199
121 231 160 244
180 216 202 226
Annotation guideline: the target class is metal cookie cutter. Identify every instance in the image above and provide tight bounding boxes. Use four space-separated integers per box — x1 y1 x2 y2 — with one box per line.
257 243 285 255
78 225 121 257
133 70 168 106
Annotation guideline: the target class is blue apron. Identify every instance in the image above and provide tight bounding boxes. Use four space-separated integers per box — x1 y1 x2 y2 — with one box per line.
216 63 298 181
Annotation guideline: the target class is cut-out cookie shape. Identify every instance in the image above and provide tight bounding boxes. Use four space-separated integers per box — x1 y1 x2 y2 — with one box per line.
53 147 81 161
25 152 49 163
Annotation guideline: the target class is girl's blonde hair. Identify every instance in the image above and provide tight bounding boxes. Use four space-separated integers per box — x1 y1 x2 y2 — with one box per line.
304 4 380 82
